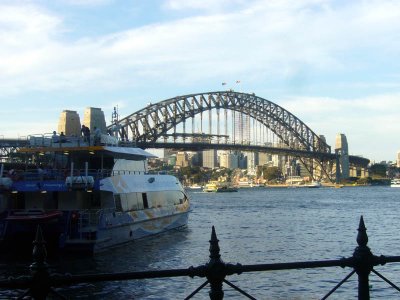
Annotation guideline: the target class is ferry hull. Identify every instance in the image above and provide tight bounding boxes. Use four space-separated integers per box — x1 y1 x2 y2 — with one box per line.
64 211 190 254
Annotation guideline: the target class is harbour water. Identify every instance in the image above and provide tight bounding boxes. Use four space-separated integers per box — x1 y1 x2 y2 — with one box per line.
1 186 400 299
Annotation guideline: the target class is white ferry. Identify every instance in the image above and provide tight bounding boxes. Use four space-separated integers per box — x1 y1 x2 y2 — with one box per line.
0 134 190 254
391 178 400 188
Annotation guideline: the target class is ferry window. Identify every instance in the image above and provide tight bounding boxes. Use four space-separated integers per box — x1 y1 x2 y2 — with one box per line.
136 193 144 210
126 193 139 211
114 194 122 212
146 191 184 207
142 193 149 209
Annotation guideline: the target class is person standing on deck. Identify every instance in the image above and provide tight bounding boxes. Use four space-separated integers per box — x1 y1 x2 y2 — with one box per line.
94 126 101 146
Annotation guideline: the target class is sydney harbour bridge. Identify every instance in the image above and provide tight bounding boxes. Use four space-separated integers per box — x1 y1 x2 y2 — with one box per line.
1 91 369 182
108 91 368 182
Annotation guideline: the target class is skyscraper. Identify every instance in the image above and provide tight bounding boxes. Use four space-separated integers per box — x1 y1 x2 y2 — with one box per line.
202 149 218 169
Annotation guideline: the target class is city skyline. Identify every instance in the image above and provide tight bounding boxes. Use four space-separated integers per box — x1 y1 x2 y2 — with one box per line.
1 0 400 163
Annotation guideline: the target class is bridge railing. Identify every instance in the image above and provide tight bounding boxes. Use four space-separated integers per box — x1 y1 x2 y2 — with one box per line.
0 216 400 299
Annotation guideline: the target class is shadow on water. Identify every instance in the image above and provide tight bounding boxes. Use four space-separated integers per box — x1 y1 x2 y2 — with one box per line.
0 226 191 299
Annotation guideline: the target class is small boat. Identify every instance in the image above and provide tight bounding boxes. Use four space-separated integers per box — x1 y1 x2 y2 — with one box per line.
216 186 238 193
0 132 190 255
391 179 400 188
305 181 322 188
186 184 202 190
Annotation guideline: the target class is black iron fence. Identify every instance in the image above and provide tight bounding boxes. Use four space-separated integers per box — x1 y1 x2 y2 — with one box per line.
1 216 400 299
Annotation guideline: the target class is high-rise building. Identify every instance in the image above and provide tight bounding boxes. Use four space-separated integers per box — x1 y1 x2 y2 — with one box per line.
57 110 81 136
247 152 259 175
234 112 250 144
238 152 247 169
335 133 350 179
203 149 218 169
219 151 239 169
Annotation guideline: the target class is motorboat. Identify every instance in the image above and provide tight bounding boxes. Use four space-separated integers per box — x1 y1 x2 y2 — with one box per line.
391 178 400 188
305 181 322 188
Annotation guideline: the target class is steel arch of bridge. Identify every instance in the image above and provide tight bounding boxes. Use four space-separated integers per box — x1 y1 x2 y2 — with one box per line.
112 91 331 154
109 91 337 180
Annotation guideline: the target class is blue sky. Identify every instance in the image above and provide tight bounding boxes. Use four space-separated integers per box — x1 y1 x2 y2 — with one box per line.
1 0 400 163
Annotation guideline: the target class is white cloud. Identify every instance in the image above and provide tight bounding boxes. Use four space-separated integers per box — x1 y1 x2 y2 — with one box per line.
279 93 400 161
1 0 400 95
163 0 246 12
62 0 113 6
1 0 400 161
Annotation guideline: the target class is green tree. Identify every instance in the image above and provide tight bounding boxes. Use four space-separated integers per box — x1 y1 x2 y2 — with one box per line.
263 166 281 181
370 164 387 178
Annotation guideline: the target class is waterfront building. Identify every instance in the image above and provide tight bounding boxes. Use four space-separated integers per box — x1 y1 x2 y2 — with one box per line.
335 133 350 179
57 110 81 136
83 107 107 133
203 149 218 169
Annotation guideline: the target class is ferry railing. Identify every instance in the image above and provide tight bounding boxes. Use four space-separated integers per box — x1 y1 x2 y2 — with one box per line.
26 133 119 148
1 216 400 299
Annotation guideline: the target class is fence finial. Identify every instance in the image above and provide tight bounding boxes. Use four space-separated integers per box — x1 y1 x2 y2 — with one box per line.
208 226 224 300
357 216 368 248
209 226 221 261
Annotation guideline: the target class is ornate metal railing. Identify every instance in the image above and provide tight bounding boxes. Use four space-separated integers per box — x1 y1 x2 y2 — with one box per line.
0 216 400 299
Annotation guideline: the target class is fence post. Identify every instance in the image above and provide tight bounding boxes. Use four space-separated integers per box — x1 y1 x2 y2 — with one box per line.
353 216 373 300
29 226 50 300
207 226 225 300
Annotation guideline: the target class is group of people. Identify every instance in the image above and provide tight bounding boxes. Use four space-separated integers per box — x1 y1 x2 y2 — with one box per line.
51 125 102 146
82 125 102 145
52 131 66 143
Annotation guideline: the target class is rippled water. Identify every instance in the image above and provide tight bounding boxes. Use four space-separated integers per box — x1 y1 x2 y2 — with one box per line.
1 186 400 299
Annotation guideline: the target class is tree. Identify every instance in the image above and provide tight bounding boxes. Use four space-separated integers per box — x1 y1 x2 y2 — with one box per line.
263 166 281 181
369 164 387 178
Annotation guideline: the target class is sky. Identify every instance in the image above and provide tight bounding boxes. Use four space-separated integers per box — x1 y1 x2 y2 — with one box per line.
1 0 399 163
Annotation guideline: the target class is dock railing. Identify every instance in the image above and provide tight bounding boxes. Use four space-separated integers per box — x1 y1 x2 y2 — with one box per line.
1 216 400 299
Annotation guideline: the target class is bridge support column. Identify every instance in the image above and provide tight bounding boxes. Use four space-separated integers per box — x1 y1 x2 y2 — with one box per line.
335 150 341 184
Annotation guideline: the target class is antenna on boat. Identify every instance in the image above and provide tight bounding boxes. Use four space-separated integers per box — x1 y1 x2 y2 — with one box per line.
111 106 119 124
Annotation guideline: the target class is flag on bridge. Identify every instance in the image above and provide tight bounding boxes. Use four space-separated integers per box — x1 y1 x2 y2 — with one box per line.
222 82 227 85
